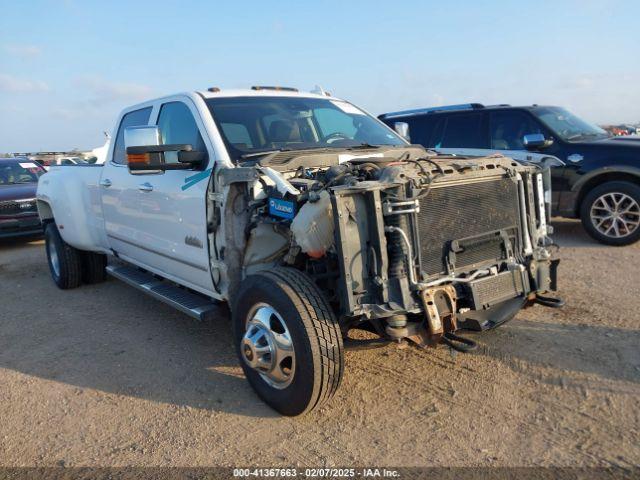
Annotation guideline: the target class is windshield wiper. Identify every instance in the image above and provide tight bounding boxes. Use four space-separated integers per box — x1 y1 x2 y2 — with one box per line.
346 143 381 150
240 148 292 159
567 132 602 141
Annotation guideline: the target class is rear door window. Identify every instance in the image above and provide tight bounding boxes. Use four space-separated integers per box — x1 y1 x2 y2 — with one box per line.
435 113 486 148
112 107 152 165
405 116 435 146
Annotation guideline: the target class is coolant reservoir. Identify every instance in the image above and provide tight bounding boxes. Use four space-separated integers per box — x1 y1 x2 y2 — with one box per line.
291 190 334 258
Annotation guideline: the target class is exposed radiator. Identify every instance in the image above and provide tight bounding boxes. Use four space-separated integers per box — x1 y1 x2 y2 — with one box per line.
416 177 521 277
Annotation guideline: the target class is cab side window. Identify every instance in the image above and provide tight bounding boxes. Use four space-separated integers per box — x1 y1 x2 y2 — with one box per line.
157 102 207 165
489 111 542 150
112 107 152 164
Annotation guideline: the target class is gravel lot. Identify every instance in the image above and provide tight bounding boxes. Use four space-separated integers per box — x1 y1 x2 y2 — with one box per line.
0 219 638 468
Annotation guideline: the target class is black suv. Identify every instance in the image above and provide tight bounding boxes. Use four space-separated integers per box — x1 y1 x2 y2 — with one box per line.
379 104 640 245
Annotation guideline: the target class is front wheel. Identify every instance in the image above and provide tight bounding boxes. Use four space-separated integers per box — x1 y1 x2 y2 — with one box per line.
580 181 640 246
232 267 344 416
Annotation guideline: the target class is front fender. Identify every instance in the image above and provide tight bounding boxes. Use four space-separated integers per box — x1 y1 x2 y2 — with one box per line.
571 165 640 192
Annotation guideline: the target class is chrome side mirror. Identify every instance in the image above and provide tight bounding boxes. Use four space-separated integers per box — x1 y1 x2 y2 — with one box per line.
393 122 410 141
124 125 160 149
523 133 553 151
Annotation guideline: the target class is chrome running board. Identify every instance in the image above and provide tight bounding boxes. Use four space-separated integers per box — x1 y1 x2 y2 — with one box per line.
106 264 223 321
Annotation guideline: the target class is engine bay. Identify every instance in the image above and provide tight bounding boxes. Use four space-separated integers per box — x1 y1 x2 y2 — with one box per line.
215 145 560 350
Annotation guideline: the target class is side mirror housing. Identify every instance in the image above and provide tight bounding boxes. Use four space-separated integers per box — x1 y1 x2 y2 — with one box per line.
126 144 206 171
523 133 553 151
393 122 410 141
124 126 206 171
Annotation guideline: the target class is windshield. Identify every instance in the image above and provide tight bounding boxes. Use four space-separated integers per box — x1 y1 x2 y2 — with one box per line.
532 107 609 142
0 160 45 185
206 96 405 162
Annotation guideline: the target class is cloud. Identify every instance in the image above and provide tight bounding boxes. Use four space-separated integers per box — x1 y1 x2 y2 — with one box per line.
0 73 49 93
45 76 155 125
4 44 42 57
75 75 154 106
51 107 85 120
558 76 596 90
0 104 25 114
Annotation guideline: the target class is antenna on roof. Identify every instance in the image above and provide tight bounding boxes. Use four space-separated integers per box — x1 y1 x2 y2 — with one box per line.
311 85 331 96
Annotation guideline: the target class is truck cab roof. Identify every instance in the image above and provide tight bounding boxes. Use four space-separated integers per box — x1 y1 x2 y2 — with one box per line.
124 87 341 112
197 87 338 100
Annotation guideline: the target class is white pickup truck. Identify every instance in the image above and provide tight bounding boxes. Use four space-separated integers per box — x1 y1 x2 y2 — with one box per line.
37 86 562 415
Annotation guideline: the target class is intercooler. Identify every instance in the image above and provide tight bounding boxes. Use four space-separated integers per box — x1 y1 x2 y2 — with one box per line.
415 176 522 278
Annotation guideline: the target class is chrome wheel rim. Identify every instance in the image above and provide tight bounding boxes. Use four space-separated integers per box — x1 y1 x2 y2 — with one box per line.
590 192 640 238
48 240 61 278
241 303 295 389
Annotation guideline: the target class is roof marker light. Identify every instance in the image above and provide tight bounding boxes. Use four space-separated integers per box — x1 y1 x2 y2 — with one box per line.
251 86 298 92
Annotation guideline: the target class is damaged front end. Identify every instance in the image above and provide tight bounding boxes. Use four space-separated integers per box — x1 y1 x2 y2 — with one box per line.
218 146 563 352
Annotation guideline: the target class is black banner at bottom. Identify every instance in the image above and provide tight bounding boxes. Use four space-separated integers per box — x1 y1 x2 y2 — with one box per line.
0 467 638 480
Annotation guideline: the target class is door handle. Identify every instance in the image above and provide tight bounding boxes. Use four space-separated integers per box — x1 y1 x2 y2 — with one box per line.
138 182 153 192
99 179 112 187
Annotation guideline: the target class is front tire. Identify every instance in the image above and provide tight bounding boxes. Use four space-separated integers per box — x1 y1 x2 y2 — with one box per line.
44 223 83 289
580 181 640 246
233 267 344 416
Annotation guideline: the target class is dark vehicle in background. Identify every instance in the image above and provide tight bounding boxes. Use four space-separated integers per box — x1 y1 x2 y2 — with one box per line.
0 158 46 238
34 156 88 170
379 104 640 246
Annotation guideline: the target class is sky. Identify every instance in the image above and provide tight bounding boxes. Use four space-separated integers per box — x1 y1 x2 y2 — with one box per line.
0 0 639 152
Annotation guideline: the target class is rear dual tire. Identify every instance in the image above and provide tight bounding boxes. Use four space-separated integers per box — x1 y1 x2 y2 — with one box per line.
44 223 107 289
81 250 108 284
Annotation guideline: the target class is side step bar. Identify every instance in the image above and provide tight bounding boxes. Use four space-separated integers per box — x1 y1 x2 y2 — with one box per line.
106 265 224 321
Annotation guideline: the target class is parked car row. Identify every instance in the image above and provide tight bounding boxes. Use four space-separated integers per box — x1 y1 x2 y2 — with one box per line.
602 124 639 136
379 104 640 245
0 157 46 238
33 156 90 170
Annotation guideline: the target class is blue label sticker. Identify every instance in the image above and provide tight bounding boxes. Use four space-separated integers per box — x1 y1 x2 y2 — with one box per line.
269 198 295 220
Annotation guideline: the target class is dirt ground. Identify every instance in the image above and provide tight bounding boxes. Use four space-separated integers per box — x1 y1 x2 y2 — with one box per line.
0 218 638 468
